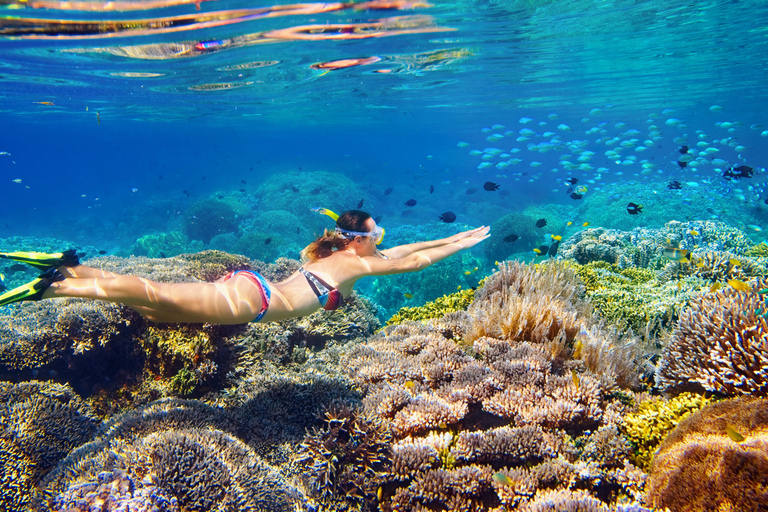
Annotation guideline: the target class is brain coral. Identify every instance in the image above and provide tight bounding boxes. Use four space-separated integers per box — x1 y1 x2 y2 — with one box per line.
646 396 768 512
656 278 768 396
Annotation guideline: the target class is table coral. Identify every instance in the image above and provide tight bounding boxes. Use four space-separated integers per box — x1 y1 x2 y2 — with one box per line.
646 396 768 512
656 278 768 396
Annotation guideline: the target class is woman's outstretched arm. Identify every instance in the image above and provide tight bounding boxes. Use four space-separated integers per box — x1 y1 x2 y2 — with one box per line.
379 226 489 259
362 226 490 276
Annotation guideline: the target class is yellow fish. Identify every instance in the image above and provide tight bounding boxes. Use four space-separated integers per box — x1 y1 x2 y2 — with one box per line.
729 258 741 267
571 369 580 389
676 281 682 292
726 425 745 443
457 285 461 290
551 235 562 241
583 222 590 227
492 472 513 486
689 230 699 236
567 221 573 226
404 380 415 388
728 279 750 292
572 339 583 359
34 101 54 105
710 282 721 293
533 248 541 254
12 178 22 183
464 270 472 275
438 422 447 429
377 487 383 501
403 293 413 299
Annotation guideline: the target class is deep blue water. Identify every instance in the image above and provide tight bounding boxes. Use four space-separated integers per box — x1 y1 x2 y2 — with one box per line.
2 0 768 252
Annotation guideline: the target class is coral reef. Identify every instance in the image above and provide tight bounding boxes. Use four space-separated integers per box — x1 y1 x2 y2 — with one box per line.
657 250 764 284
37 397 303 511
297 404 391 508
656 277 768 396
175 250 253 281
332 316 646 511
646 396 768 512
386 287 475 326
485 212 542 261
620 392 715 471
0 380 99 510
573 261 704 335
130 230 198 259
183 198 241 244
744 242 768 258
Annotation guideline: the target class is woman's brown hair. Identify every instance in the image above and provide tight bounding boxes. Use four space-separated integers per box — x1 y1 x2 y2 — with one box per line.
301 210 372 262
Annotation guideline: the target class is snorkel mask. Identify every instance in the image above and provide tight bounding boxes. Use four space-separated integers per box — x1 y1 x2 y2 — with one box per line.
311 207 385 245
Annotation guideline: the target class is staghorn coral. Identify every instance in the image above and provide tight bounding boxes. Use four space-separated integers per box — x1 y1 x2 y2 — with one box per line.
0 380 98 510
646 396 768 512
620 392 714 471
465 261 589 360
656 278 768 396
296 404 391 507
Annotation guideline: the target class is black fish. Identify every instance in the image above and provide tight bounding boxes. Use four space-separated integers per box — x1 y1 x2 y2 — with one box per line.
535 218 547 228
566 177 578 185
373 215 382 224
677 159 688 169
239 189 246 192
483 181 500 191
466 188 478 195
570 191 584 200
667 180 682 190
297 227 300 234
504 234 519 242
627 202 643 215
384 187 394 196
536 245 549 256
182 190 191 197
8 263 26 272
548 240 560 257
357 199 364 208
439 211 456 223
679 145 689 154
98 250 107 255
264 238 272 245
159 252 167 258
241 180 247 184
405 199 417 206
429 185 434 194
722 165 754 181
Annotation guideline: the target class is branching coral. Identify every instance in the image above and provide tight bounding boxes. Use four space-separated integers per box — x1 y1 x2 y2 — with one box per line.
338 319 645 511
646 396 768 512
38 398 303 511
619 392 715 471
656 278 768 396
657 250 764 284
297 404 392 507
0 380 98 510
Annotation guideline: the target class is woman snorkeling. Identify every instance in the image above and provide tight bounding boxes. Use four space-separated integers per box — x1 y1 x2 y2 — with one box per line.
0 209 490 325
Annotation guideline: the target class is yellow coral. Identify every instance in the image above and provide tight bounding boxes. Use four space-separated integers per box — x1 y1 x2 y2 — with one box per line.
620 392 716 471
386 288 475 326
140 325 214 377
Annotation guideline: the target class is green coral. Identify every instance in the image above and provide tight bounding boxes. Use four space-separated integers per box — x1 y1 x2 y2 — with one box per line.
572 261 701 333
169 368 198 396
744 242 768 258
621 392 716 471
386 288 475 326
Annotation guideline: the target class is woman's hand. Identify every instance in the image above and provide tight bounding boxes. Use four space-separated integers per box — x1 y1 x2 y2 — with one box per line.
452 226 491 248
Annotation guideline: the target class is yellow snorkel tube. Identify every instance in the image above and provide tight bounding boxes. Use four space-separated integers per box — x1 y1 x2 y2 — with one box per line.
311 207 339 221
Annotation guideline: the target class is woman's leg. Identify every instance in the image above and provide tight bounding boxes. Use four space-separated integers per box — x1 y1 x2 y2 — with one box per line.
42 270 265 325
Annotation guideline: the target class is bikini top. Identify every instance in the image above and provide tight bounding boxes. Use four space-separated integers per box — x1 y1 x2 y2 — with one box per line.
299 268 343 311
